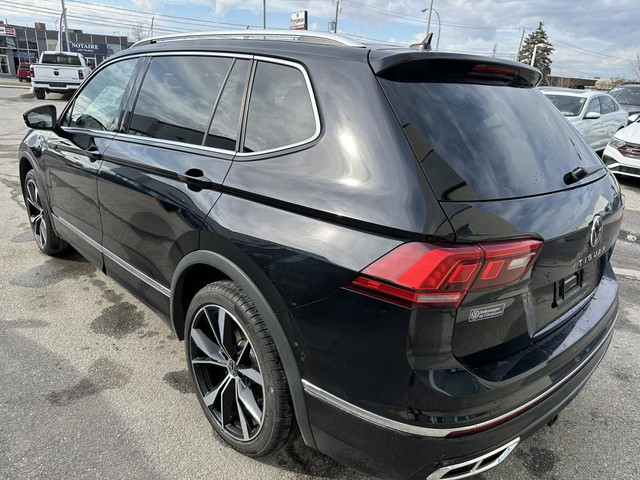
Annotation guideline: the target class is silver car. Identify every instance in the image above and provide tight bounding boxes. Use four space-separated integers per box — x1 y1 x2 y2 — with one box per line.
542 88 627 153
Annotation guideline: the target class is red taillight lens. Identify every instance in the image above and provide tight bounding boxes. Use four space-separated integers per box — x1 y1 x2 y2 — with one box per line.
470 64 518 77
78 69 84 80
347 239 542 309
30 66 34 77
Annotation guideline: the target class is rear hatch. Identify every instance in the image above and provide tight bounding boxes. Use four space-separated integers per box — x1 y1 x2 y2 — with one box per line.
373 52 624 367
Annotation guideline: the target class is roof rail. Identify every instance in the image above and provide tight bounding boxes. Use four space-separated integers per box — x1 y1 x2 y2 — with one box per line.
132 29 366 48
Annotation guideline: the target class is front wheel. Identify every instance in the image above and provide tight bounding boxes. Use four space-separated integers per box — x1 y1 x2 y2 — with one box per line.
23 170 67 255
185 280 297 457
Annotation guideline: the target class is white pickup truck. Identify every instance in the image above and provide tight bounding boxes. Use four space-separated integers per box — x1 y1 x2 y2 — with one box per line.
30 51 93 99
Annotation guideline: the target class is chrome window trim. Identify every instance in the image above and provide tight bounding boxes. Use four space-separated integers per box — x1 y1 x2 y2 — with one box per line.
53 214 171 298
112 132 235 157
302 320 615 438
235 55 322 158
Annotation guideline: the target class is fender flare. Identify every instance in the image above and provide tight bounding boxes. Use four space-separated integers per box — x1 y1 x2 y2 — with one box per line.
170 250 316 448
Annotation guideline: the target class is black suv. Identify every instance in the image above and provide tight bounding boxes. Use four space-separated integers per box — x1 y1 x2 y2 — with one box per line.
19 31 623 480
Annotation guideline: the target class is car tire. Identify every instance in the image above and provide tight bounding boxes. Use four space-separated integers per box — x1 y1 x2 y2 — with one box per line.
23 170 68 255
34 89 45 99
185 280 297 457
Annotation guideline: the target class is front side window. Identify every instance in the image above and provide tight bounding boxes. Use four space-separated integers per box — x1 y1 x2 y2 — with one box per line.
585 97 601 115
243 62 317 153
67 58 137 131
128 56 232 145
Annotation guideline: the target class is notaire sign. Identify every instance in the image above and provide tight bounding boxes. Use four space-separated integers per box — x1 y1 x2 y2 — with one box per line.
63 41 108 54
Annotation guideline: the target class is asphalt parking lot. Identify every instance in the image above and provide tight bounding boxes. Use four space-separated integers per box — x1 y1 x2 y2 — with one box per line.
1 84 639 480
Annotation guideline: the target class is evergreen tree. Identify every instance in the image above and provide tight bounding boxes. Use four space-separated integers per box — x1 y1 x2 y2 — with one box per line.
517 22 554 78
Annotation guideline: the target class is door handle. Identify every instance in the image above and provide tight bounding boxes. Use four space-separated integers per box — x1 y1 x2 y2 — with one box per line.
177 169 213 190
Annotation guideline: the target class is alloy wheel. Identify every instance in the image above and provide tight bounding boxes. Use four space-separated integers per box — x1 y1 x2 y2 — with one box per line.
25 178 47 249
189 305 265 442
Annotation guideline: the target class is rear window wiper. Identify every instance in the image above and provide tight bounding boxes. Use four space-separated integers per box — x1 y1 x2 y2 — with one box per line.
563 165 605 185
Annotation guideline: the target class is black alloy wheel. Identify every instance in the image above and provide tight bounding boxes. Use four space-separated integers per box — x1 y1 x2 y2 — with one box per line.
185 281 297 456
25 176 47 250
23 170 67 255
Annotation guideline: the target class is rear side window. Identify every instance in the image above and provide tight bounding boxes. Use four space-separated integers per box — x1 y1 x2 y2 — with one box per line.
67 58 137 131
600 96 617 114
129 56 232 145
379 79 604 201
243 62 317 153
42 54 81 65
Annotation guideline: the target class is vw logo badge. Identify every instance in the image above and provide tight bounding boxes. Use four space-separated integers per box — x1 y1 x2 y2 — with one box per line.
590 215 603 248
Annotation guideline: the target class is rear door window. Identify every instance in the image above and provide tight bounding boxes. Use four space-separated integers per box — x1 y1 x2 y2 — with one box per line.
205 59 250 151
379 78 604 201
128 56 233 145
600 96 617 114
243 61 317 153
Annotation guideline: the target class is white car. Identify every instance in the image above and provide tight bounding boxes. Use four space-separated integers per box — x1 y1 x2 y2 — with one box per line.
603 120 640 178
542 88 627 153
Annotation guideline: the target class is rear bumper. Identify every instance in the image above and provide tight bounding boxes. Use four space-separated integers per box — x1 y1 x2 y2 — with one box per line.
304 319 615 479
32 81 81 91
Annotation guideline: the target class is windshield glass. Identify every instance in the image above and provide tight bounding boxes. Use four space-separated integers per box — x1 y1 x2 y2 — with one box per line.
379 80 603 201
610 87 640 106
543 94 586 117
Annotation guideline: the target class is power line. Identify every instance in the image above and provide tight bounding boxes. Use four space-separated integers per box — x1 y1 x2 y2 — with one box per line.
551 38 633 63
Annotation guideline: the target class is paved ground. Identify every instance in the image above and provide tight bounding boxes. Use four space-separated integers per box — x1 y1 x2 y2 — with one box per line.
0 86 639 480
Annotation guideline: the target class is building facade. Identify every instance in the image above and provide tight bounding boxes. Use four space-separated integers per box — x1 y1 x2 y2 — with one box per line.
0 22 130 76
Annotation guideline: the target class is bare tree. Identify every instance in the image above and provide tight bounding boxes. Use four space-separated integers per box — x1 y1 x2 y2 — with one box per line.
608 76 629 89
631 54 640 81
548 76 580 89
129 25 146 43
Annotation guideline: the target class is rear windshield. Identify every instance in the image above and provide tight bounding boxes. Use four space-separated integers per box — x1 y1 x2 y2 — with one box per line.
379 79 603 201
41 54 81 65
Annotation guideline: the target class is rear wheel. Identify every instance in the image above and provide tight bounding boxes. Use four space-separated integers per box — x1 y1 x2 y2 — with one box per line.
185 280 297 456
34 89 45 99
23 170 67 255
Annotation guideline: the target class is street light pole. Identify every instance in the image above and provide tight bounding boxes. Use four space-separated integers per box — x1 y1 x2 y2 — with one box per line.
424 0 434 37
531 42 545 67
263 0 266 29
421 5 441 50
60 0 70 50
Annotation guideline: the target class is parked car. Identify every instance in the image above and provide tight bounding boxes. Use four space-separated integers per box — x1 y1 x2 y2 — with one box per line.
17 62 31 81
609 83 640 124
542 88 627 153
18 30 623 480
603 118 640 178
30 51 92 99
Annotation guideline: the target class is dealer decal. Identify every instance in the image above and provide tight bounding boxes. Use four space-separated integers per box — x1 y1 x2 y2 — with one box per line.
469 303 505 322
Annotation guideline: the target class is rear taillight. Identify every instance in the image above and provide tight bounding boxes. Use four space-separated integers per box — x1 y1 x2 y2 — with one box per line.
346 239 542 309
78 69 84 80
30 66 34 77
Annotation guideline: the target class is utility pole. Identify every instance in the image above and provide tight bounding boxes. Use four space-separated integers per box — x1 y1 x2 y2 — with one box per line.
263 0 266 29
60 0 70 50
333 0 340 33
148 16 154 38
492 43 497 57
425 0 434 37
516 27 526 59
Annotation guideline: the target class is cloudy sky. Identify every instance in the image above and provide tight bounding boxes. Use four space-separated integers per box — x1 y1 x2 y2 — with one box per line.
3 0 639 79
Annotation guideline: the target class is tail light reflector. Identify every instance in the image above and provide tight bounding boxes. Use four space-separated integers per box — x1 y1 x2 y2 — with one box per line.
346 239 542 309
78 69 84 80
30 66 35 77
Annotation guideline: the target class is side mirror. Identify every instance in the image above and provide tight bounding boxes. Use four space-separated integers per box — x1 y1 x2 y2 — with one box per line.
628 113 640 123
23 105 58 130
584 111 601 120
